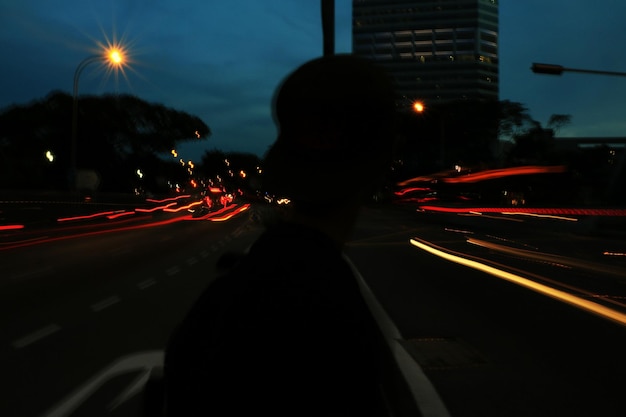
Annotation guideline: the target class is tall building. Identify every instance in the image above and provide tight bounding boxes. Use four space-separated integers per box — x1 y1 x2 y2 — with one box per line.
352 0 499 108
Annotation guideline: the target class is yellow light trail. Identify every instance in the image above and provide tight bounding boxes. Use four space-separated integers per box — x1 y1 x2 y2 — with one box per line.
410 237 626 327
209 204 250 222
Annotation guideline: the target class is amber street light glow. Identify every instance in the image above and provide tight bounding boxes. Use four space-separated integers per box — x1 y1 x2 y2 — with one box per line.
413 101 424 113
108 49 123 64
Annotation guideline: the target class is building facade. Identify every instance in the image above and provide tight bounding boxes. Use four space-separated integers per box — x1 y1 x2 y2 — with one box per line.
352 0 499 108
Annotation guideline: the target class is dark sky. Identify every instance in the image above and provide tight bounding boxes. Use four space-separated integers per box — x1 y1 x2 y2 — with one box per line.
2 1 626 162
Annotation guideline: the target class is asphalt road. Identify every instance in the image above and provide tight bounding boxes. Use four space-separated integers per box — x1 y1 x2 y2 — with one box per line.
346 205 626 417
2 202 626 417
1 205 262 417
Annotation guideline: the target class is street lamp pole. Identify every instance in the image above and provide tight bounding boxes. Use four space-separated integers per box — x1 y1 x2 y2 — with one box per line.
531 62 626 77
70 55 104 191
70 50 124 191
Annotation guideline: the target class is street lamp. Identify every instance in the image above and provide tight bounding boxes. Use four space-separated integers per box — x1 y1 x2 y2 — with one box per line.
412 101 425 113
531 62 626 77
70 48 124 191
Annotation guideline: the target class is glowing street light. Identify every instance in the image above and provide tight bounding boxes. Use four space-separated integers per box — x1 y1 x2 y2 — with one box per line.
109 49 123 64
413 101 425 113
70 46 126 191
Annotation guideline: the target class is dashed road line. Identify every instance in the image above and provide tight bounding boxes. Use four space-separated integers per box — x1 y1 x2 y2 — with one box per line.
166 266 181 276
186 256 198 266
12 324 61 349
91 296 121 312
110 246 133 258
200 250 209 258
10 265 55 281
210 245 218 252
137 278 156 290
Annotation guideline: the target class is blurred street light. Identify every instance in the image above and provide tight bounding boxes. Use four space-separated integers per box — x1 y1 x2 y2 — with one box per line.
413 101 425 113
70 47 125 191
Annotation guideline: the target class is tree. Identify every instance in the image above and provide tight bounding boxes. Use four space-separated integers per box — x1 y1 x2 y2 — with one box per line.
395 98 535 175
198 149 261 193
505 113 572 164
0 91 211 191
547 114 572 135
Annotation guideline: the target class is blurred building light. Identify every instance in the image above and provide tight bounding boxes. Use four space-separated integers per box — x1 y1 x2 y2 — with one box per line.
45 150 55 162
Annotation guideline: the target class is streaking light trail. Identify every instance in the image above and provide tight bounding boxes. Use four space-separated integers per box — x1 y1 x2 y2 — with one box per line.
397 165 567 187
209 204 250 222
418 206 626 216
145 195 190 203
57 211 117 222
410 237 626 327
442 165 566 184
0 224 25 231
466 238 626 280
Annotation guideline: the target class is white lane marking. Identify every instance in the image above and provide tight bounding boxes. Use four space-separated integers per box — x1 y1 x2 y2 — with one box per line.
137 278 156 290
165 266 180 276
200 250 209 258
344 255 451 417
40 350 164 417
210 245 218 252
186 256 198 266
110 246 133 258
12 324 61 349
10 265 54 280
91 296 121 312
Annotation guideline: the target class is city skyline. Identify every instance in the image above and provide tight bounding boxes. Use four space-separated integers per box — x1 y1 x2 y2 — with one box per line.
1 1 626 162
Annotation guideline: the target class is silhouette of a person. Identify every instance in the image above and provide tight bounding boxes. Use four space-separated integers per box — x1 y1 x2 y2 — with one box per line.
163 54 397 416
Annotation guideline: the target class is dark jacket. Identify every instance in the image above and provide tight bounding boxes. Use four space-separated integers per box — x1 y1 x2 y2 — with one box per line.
164 221 386 416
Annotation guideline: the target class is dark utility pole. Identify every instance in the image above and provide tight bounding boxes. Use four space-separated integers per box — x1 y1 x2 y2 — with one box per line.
321 0 335 56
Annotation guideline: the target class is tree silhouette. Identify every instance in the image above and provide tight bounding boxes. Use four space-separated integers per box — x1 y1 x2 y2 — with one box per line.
395 98 537 175
198 149 261 194
0 91 211 191
506 114 572 165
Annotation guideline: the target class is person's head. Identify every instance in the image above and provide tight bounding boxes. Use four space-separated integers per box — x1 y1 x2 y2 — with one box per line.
263 54 396 212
